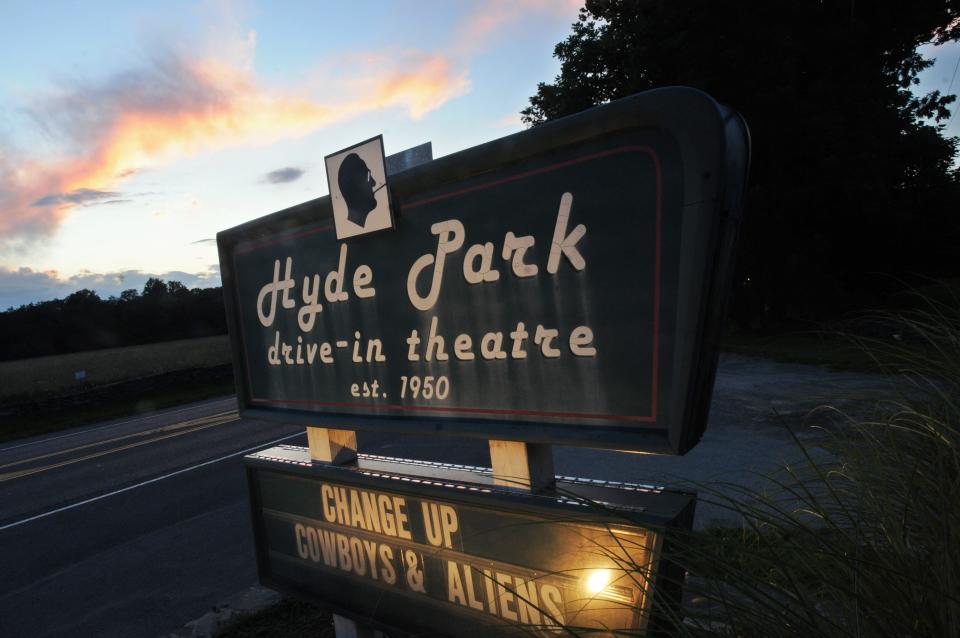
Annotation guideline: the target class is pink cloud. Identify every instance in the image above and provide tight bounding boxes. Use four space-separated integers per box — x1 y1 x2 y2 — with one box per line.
0 1 575 245
490 112 524 128
453 0 582 54
1 47 467 243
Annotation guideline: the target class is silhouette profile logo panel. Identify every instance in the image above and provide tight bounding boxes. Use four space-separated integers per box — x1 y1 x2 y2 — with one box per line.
325 136 394 240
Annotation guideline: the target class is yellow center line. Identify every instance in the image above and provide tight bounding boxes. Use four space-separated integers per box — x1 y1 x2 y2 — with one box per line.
0 410 239 471
0 414 240 483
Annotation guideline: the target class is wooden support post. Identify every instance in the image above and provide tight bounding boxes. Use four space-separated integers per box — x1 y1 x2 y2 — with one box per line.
489 440 555 493
309 427 381 637
332 614 384 638
307 427 358 465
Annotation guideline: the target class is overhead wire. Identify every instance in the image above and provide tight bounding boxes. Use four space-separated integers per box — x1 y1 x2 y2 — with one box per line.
944 48 960 130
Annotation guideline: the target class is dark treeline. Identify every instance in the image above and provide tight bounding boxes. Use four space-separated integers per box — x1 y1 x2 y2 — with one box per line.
523 0 960 328
0 278 226 362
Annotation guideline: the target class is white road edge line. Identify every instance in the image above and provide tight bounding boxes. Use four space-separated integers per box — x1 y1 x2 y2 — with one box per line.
0 396 238 453
0 431 303 533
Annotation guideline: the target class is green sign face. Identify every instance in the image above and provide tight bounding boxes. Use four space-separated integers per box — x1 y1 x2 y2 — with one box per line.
219 88 749 453
246 450 695 636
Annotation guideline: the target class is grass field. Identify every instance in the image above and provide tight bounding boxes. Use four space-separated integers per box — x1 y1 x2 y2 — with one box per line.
0 364 237 443
0 335 231 403
0 336 235 442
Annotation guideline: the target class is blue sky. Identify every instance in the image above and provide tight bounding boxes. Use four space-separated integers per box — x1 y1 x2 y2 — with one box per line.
0 1 957 309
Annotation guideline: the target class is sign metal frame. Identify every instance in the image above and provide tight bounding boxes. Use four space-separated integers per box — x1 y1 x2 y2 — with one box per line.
218 87 750 454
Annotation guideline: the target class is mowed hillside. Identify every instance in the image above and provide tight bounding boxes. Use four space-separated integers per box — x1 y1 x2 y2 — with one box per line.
0 336 231 402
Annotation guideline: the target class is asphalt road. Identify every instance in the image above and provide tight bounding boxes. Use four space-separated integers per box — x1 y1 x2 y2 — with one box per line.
0 354 889 637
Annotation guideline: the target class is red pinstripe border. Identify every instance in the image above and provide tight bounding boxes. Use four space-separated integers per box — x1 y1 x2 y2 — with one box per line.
237 145 662 423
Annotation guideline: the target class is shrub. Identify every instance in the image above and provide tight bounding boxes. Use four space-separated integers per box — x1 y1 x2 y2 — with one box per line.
656 290 960 637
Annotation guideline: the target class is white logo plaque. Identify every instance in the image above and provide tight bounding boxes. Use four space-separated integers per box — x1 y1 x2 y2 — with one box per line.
325 135 395 240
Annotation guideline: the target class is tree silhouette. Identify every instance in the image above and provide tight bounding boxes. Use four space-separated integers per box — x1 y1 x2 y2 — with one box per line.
524 0 960 325
142 277 169 297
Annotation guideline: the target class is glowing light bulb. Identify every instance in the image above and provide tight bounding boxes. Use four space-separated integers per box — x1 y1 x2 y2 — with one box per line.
584 569 612 595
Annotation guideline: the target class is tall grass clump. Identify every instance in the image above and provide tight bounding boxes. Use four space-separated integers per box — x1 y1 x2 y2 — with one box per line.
657 290 960 637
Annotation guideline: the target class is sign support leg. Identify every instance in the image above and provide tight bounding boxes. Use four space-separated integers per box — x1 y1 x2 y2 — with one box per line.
308 427 385 637
332 614 384 638
307 427 358 465
489 440 555 493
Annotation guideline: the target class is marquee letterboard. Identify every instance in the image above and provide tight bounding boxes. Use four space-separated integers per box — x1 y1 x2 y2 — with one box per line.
218 87 750 453
246 447 695 636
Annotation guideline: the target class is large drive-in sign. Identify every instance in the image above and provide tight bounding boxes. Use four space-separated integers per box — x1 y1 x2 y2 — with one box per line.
218 87 749 453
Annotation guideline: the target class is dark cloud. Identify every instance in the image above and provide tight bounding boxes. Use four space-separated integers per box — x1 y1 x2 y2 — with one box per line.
0 265 222 310
31 188 122 207
264 166 305 184
30 195 62 207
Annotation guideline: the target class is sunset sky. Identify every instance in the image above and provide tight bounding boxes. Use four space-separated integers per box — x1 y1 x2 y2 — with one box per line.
1 1 958 309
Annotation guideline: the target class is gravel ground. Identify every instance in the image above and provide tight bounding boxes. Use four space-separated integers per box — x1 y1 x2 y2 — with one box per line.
553 353 892 527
